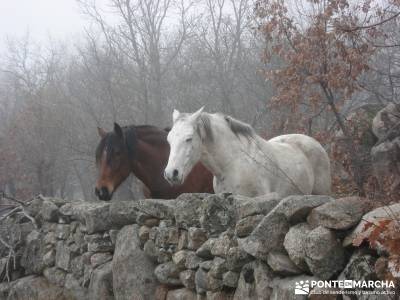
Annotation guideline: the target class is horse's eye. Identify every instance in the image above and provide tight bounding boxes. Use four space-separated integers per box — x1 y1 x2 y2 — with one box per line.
186 138 193 143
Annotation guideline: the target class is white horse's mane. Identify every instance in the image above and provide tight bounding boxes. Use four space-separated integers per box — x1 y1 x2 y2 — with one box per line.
195 113 255 142
222 115 254 138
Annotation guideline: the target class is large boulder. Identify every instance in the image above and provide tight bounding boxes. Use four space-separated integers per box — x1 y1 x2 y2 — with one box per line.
187 228 208 250
210 230 237 258
109 201 138 227
63 274 88 300
25 196 67 219
372 102 400 140
304 226 345 280
344 203 400 246
154 222 179 249
371 138 400 196
70 256 84 279
222 271 239 288
239 210 289 260
371 103 400 195
174 194 210 229
143 240 158 262
39 200 60 222
338 250 377 282
208 257 227 279
226 247 253 271
154 262 182 286
185 251 203 270
283 223 312 271
112 224 157 300
43 267 67 287
275 195 333 224
55 241 77 272
20 231 47 275
166 288 198 300
200 194 238 236
177 230 188 251
88 261 114 300
233 261 274 300
90 252 113 268
7 276 66 300
137 199 176 220
172 250 191 269
59 201 112 233
85 233 113 252
25 195 45 217
266 251 303 276
239 194 335 260
56 224 71 240
82 202 112 234
235 215 264 237
195 268 209 294
236 193 280 219
179 269 196 289
196 238 216 259
194 268 223 293
59 202 99 222
307 197 371 230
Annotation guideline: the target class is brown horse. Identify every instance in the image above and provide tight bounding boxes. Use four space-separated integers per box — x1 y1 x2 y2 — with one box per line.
95 123 214 200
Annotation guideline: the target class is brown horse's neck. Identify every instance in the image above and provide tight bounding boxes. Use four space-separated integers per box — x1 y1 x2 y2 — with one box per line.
128 127 171 195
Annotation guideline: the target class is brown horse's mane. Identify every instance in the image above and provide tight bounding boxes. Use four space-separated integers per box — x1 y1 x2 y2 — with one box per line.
133 125 169 146
96 125 169 165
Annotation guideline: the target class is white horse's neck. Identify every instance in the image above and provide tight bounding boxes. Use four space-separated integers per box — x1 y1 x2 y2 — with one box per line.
199 113 255 178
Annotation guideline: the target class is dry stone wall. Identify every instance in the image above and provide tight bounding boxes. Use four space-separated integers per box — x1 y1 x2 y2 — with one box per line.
0 192 397 300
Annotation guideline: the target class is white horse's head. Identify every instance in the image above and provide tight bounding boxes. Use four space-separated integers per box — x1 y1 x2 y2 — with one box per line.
164 107 204 185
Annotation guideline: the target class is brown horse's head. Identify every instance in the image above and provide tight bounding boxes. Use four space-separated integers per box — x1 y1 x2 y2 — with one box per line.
95 123 137 201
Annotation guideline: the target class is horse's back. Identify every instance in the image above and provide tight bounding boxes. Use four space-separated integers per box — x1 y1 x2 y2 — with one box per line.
269 134 331 195
269 134 326 160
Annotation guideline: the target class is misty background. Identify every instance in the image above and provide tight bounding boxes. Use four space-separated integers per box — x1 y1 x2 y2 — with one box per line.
0 0 398 201
0 0 274 201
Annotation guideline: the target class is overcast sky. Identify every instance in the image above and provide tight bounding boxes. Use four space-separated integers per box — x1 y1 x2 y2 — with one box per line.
0 0 101 50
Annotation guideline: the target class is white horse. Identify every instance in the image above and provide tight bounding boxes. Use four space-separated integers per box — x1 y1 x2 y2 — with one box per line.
164 107 331 197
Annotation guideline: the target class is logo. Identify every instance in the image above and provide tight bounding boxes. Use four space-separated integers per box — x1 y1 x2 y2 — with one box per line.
344 280 353 288
294 280 395 296
295 280 310 295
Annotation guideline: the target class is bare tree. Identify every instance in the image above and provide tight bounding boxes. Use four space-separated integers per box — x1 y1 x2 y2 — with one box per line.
0 0 277 200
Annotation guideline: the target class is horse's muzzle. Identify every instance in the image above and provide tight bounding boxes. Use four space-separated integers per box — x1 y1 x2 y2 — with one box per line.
164 169 183 186
95 187 113 201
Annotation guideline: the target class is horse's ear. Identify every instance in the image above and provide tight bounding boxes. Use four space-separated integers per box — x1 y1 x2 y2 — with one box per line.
173 109 180 123
97 127 107 138
190 106 204 123
114 122 123 138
